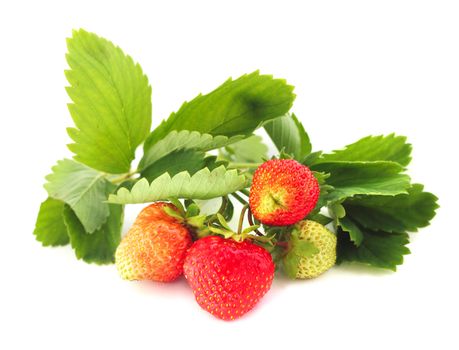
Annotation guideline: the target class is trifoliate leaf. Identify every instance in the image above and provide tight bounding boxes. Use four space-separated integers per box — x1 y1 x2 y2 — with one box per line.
144 71 295 148
108 166 247 204
65 29 152 174
34 198 69 246
44 159 115 233
344 184 439 233
283 230 319 279
264 113 311 160
337 228 410 271
317 134 412 167
338 217 364 246
220 135 268 163
312 161 411 203
63 204 123 264
139 130 243 172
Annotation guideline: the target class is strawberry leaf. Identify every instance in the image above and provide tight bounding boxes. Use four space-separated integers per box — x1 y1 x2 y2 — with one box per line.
45 159 116 233
344 184 439 233
144 71 295 148
264 113 311 160
316 134 412 167
108 166 247 204
337 228 410 271
139 130 243 172
338 216 364 246
312 161 411 203
63 204 123 264
66 29 151 174
219 135 268 163
34 198 69 246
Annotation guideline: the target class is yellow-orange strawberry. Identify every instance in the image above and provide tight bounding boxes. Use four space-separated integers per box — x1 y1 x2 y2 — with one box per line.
115 202 192 282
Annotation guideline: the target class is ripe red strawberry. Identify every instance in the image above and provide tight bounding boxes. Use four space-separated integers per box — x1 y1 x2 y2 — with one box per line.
249 159 319 226
183 236 275 321
115 202 192 282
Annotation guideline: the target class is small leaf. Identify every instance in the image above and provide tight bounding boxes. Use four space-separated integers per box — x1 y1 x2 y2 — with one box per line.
65 29 151 173
108 166 247 204
45 159 115 233
63 204 123 264
317 134 412 167
217 213 232 231
34 198 69 246
264 113 311 160
144 71 296 147
338 217 364 246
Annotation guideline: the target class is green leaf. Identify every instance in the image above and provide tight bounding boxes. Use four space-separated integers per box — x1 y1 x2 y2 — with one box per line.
317 134 412 167
337 228 410 271
144 71 295 148
344 184 439 233
220 135 268 163
312 161 411 203
338 217 364 246
139 130 243 172
283 230 319 278
141 150 208 182
63 204 123 264
307 213 333 226
66 29 152 174
34 198 69 246
264 113 311 159
108 166 247 204
44 159 115 233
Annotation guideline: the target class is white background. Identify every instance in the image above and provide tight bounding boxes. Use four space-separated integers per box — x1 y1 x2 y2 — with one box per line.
1 1 458 349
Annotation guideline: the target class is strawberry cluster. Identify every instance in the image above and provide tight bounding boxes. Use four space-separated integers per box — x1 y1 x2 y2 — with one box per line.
115 159 335 320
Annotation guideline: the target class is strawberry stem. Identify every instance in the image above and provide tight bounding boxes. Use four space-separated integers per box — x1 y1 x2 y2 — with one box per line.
240 189 250 197
247 208 264 236
230 192 248 205
237 205 249 234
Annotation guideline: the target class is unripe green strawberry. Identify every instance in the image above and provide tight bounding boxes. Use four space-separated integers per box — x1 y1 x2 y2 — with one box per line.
115 202 192 282
285 220 336 279
184 236 275 321
249 159 320 226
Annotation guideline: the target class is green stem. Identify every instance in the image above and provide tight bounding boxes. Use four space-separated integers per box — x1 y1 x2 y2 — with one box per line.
240 188 250 197
230 192 248 205
247 208 263 236
227 162 261 169
110 169 138 184
237 205 249 234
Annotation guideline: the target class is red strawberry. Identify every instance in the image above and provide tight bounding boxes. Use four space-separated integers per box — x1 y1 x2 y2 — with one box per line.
249 159 319 226
115 202 192 282
183 236 275 321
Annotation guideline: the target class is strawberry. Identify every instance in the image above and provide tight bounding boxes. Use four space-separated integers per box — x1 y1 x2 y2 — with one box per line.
287 220 337 279
249 159 320 226
183 236 275 321
115 202 192 282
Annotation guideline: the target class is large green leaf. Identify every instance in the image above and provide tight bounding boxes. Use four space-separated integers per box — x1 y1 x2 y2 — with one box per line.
344 184 439 233
337 228 410 271
44 159 115 233
139 130 242 172
34 198 69 246
63 204 123 264
312 161 411 203
108 166 247 204
144 71 295 148
317 134 412 167
66 29 152 174
220 135 268 163
264 113 311 160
